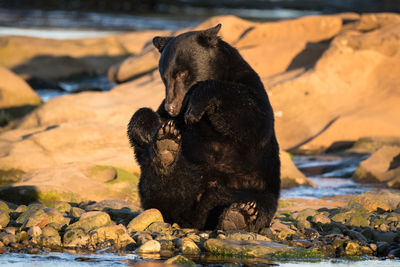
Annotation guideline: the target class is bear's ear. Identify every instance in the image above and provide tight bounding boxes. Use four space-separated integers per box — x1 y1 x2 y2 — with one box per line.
198 24 222 47
153 36 172 53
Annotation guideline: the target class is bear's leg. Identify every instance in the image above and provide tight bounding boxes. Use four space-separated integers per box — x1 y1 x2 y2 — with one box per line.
127 108 161 149
152 120 181 169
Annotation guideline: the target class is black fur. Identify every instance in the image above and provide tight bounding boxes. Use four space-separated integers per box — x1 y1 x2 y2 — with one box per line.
127 25 280 232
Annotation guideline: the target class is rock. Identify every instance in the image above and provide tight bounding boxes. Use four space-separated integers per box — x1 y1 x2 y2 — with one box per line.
20 209 49 229
44 208 70 225
89 224 134 248
146 222 173 235
0 66 41 109
0 233 17 246
85 200 140 212
133 231 153 246
46 201 71 213
204 238 291 257
225 230 257 241
311 214 331 224
128 209 163 233
290 239 312 248
63 227 90 248
348 189 400 212
0 210 9 228
345 241 363 256
175 237 201 255
347 136 400 154
291 208 317 221
70 207 86 218
164 255 196 267
0 201 10 212
32 225 61 248
372 231 398 243
136 240 161 254
67 211 112 232
0 30 167 81
353 146 400 185
27 226 42 238
280 151 314 188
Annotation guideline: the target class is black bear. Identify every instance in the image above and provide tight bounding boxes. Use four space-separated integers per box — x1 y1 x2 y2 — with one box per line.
127 24 280 232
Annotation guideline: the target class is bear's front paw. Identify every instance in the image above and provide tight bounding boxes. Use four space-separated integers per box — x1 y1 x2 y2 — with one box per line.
153 120 181 168
184 102 206 125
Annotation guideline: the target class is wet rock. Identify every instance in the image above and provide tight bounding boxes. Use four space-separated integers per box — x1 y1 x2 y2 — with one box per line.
348 190 400 212
128 209 163 233
89 224 134 248
175 237 201 255
16 231 28 242
362 245 374 256
63 227 90 248
300 228 320 240
204 238 291 257
15 205 27 213
158 239 175 251
136 240 161 254
185 233 201 243
270 221 297 240
70 207 86 218
47 201 71 213
372 231 398 243
146 222 173 235
0 210 10 228
66 211 112 232
353 146 400 185
345 241 363 256
165 255 196 266
377 241 390 256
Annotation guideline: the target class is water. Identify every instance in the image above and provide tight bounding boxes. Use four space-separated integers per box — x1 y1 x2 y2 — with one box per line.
281 154 372 199
1 252 399 266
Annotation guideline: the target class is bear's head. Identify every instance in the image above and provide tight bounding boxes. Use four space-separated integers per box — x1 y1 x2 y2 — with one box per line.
153 24 222 117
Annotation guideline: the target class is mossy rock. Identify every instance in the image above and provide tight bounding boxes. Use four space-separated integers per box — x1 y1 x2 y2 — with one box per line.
0 169 25 186
165 255 196 267
204 238 291 258
0 209 10 227
271 248 325 259
47 201 71 213
63 227 90 248
128 209 163 233
67 211 112 232
0 201 10 212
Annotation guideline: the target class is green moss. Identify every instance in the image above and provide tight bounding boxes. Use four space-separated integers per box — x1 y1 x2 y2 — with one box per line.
278 199 294 209
0 168 25 186
37 190 83 204
107 167 139 184
271 249 325 260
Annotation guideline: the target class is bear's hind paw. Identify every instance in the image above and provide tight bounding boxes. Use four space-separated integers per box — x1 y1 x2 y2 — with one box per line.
154 120 181 168
218 201 260 232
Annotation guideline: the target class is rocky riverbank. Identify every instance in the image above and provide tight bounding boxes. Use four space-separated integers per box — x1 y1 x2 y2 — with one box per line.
0 189 399 264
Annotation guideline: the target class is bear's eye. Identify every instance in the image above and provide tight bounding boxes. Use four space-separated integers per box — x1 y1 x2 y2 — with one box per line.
176 71 188 80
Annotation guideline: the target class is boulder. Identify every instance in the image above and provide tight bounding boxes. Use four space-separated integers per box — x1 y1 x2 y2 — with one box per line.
347 189 400 212
66 211 112 232
127 209 164 233
353 145 400 187
0 66 41 109
280 151 314 188
89 224 134 248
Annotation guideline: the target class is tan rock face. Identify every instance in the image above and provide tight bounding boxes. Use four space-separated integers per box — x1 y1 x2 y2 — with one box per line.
0 30 169 81
0 66 41 108
353 145 400 186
